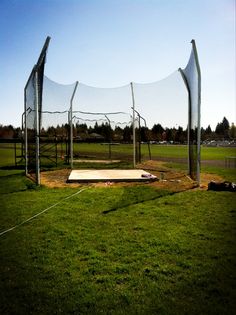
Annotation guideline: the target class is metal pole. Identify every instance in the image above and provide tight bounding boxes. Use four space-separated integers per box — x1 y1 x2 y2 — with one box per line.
105 115 112 160
14 142 17 167
132 108 151 162
139 113 151 160
55 135 58 167
130 82 136 168
138 114 141 163
35 70 40 185
178 68 191 176
70 81 79 169
24 93 28 176
21 112 24 159
132 109 141 163
191 39 201 186
69 110 73 168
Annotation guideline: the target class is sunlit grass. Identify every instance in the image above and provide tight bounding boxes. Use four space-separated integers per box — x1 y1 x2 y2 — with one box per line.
0 171 236 314
0 144 236 314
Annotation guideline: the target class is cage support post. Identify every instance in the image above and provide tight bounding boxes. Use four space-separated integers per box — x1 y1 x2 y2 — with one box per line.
130 82 136 168
35 70 40 185
105 115 112 160
178 39 201 186
24 93 28 176
70 81 78 169
178 68 191 176
191 39 201 185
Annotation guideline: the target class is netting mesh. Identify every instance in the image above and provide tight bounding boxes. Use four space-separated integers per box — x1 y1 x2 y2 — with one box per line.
71 111 134 161
43 76 77 112
28 72 189 168
133 71 187 129
73 84 142 163
24 38 200 184
74 83 133 114
41 76 78 139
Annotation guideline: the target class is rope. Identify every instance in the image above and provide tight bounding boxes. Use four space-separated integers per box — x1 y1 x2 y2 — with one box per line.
0 187 89 237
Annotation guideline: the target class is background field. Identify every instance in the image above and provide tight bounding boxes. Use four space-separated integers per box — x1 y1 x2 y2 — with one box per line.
0 144 236 314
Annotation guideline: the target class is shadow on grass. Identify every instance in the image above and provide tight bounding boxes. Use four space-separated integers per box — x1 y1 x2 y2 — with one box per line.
0 165 25 171
102 187 171 215
0 171 37 194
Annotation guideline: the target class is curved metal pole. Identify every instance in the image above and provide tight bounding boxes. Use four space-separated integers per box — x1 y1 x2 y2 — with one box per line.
178 67 191 177
191 39 201 185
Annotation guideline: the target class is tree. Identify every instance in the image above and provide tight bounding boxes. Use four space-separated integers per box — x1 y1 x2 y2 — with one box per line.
205 125 212 134
175 126 185 143
123 125 132 142
229 123 236 139
215 117 230 138
140 126 149 142
152 123 164 141
222 117 230 131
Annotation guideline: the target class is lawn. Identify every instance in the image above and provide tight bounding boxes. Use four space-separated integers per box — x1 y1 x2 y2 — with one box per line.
72 143 236 162
0 145 236 314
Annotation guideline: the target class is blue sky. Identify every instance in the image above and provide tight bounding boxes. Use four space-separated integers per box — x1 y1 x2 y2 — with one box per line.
0 0 235 129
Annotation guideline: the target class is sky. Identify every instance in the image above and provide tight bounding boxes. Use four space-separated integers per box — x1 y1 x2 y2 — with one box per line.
0 0 235 129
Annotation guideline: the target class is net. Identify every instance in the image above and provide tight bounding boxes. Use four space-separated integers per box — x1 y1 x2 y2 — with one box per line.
133 71 187 129
73 83 138 164
43 76 77 112
73 83 133 114
132 71 188 165
72 111 134 161
39 76 78 166
42 72 189 167
24 38 201 184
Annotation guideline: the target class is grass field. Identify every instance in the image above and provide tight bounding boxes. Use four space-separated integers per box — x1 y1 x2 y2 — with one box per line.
0 144 236 314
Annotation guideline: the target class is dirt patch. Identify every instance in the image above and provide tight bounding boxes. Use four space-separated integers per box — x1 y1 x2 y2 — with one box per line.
40 169 81 189
40 160 224 192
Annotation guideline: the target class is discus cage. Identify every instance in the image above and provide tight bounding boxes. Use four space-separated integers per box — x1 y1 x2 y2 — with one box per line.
23 36 201 185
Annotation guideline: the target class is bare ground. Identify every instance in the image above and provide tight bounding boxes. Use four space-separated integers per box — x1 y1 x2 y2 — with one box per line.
40 160 223 192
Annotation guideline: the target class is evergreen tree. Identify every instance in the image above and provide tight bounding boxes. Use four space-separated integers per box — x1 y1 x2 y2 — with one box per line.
215 117 230 138
229 123 236 139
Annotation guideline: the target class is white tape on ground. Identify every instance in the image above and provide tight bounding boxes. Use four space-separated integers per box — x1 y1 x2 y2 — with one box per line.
0 187 89 237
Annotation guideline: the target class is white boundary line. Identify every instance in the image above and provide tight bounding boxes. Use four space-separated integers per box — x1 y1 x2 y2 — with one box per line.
0 188 89 237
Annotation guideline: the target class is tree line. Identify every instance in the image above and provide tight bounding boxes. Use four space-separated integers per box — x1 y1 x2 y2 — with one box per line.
0 117 235 143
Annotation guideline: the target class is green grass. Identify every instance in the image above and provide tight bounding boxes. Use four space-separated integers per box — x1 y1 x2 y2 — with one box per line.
0 145 236 314
0 183 236 314
73 143 236 161
1 143 236 170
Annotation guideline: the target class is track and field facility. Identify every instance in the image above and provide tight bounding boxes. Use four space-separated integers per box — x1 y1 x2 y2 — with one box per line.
1 36 235 314
0 143 236 314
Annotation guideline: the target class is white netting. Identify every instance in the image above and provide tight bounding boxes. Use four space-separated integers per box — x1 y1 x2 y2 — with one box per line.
43 76 77 112
133 71 188 129
24 38 201 183
73 83 133 115
40 72 189 165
